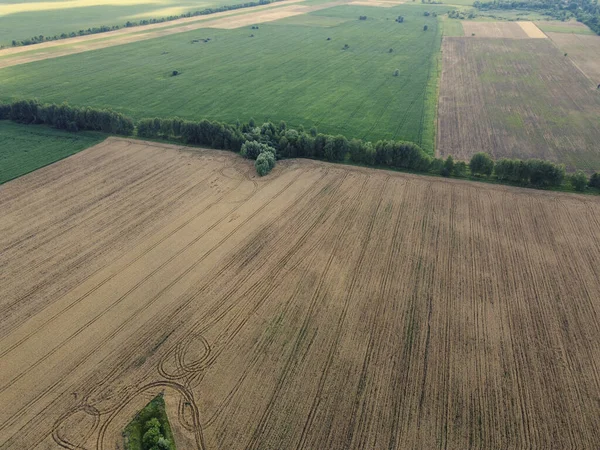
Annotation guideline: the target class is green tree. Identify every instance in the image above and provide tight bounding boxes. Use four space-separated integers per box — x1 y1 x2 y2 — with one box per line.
589 173 600 189
570 170 588 191
453 161 467 177
469 152 494 177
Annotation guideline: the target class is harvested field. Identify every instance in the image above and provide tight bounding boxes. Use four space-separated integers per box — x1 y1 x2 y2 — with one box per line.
437 37 600 171
517 21 546 38
547 32 600 85
2 138 600 449
461 21 530 38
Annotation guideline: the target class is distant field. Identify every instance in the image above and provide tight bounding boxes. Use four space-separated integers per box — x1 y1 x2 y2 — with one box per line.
0 0 253 46
0 121 103 184
547 32 600 85
0 4 443 151
2 138 600 449
536 20 595 35
437 38 600 172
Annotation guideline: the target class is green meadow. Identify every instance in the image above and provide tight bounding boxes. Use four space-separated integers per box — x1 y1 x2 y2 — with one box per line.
0 4 443 152
0 0 245 46
0 121 104 184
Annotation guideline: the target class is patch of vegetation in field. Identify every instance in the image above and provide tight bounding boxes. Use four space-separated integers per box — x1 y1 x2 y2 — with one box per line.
442 16 464 36
123 394 176 450
536 21 595 35
0 121 104 184
0 4 443 153
0 0 247 46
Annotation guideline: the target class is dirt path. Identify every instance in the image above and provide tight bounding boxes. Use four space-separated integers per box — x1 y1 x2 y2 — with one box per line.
1 138 600 449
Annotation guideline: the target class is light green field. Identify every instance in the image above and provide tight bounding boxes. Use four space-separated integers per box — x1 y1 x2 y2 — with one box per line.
0 121 104 184
0 4 443 152
442 16 464 36
0 0 251 46
536 21 595 35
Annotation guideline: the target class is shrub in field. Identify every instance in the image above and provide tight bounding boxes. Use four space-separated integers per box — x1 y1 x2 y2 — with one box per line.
470 152 494 177
123 394 175 450
255 149 276 176
589 173 600 189
424 25 428 31
570 170 588 192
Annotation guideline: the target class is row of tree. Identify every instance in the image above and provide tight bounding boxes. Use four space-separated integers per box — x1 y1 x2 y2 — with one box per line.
473 0 600 35
8 0 283 48
2 100 599 190
0 99 134 135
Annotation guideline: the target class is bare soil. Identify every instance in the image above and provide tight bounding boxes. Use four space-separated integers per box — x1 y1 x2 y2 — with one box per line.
547 32 600 86
437 37 600 171
461 21 530 38
1 138 600 449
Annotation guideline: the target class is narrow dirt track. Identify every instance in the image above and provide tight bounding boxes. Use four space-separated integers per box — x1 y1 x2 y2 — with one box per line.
1 138 600 449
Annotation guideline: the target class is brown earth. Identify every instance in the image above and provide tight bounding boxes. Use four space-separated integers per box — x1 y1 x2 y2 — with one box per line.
1 138 600 448
437 37 600 171
547 32 600 86
461 21 530 38
0 0 343 69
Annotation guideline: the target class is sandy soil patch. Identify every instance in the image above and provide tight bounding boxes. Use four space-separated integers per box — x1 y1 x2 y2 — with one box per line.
1 138 600 448
462 21 530 38
518 21 547 38
349 0 404 7
204 2 346 29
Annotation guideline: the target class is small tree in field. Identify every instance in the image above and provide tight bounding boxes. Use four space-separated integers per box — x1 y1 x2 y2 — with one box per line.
423 25 428 31
470 152 494 177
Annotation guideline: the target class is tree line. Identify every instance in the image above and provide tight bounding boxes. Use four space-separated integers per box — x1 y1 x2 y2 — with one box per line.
0 99 134 135
6 0 283 48
473 0 600 35
2 99 599 190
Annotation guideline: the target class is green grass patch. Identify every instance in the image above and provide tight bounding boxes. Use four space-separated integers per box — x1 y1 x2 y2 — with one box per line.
536 22 595 35
0 0 250 46
0 121 104 184
123 394 176 450
442 16 464 36
0 4 444 153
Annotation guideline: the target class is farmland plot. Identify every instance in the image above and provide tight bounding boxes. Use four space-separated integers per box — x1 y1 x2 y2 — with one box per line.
0 4 443 149
437 37 600 171
547 32 600 85
1 138 600 449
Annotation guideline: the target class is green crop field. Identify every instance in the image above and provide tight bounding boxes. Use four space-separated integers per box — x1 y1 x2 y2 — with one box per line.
0 0 250 46
0 4 443 152
0 121 104 184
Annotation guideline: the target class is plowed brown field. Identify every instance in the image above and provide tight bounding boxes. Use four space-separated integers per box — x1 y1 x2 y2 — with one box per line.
1 138 600 449
437 37 600 171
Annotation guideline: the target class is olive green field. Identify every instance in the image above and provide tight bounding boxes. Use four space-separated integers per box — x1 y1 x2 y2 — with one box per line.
0 121 104 184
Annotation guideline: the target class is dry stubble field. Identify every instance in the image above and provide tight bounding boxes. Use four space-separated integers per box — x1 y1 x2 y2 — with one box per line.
437 37 600 171
1 138 600 449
